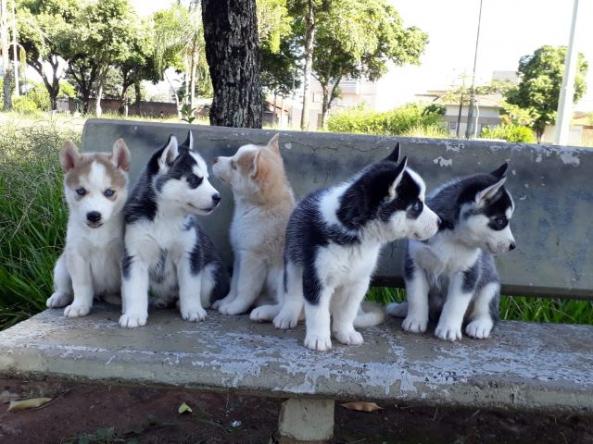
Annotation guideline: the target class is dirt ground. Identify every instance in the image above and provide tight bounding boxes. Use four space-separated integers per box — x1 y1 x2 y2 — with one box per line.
1 378 592 444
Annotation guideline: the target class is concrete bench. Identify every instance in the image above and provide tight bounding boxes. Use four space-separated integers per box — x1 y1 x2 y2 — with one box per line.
1 119 593 442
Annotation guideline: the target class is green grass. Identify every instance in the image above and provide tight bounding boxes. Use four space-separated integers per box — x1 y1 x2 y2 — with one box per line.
0 113 592 330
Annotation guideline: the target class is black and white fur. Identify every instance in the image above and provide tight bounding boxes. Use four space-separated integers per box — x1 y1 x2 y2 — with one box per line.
387 163 516 341
119 132 229 328
274 145 441 351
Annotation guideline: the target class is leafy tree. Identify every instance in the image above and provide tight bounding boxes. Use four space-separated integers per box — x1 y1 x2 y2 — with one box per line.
16 0 79 110
506 45 588 141
62 0 135 115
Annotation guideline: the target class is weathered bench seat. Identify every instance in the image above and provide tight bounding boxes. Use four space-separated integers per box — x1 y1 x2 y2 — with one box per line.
1 120 593 442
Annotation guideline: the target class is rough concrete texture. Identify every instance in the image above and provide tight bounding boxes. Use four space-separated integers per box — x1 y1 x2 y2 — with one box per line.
81 119 593 299
1 306 592 413
278 398 335 442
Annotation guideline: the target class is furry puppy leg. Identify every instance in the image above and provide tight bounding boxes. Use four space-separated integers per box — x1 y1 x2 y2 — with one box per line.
250 265 283 321
401 266 430 333
218 253 267 315
435 271 476 341
177 260 207 322
47 253 73 308
304 286 334 351
273 261 304 329
331 278 370 346
465 282 499 339
63 253 93 317
119 257 149 328
212 256 240 309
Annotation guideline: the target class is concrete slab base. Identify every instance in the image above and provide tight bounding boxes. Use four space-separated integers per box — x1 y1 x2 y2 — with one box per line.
278 398 335 443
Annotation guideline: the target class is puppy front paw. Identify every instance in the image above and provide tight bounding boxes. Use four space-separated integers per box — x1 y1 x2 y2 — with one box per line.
180 306 207 322
334 329 364 346
402 315 428 333
273 312 299 329
47 292 72 308
465 318 493 339
304 333 332 351
212 293 235 310
119 312 147 328
218 300 248 315
435 321 463 341
249 305 278 322
64 303 91 318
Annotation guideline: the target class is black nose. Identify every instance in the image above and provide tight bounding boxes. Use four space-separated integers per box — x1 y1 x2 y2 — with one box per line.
212 194 221 205
509 242 516 251
87 211 102 223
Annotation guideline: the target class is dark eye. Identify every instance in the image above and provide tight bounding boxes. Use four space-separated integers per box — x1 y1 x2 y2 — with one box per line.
494 216 506 227
413 201 422 212
104 189 115 198
76 187 87 196
187 174 203 189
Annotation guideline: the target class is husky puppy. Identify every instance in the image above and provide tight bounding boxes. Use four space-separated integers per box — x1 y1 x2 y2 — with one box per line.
387 163 516 341
46 139 130 317
274 145 441 351
119 132 228 328
211 134 296 320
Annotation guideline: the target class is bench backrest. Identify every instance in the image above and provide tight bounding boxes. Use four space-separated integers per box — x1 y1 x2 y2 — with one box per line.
82 119 593 300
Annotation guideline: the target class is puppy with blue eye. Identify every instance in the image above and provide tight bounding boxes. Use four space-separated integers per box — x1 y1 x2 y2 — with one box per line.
47 139 130 317
119 131 229 328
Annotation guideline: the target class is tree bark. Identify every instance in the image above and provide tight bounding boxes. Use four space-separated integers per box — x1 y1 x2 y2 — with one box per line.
134 80 141 115
300 0 315 131
2 68 12 111
202 0 262 128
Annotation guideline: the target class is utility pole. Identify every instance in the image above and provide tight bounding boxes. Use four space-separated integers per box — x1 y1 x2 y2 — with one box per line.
465 0 483 139
555 0 581 146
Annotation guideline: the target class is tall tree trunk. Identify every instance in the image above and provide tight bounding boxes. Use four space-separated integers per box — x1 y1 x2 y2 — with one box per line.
202 0 262 128
299 0 315 131
320 84 329 129
2 68 12 111
189 34 198 109
134 81 141 115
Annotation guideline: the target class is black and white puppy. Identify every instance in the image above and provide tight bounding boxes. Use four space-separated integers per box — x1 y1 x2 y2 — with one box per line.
119 132 229 328
387 163 516 341
274 145 441 351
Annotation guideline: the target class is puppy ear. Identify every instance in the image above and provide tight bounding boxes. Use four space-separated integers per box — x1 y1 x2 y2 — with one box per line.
60 140 79 172
475 177 506 204
383 143 400 163
159 135 179 169
266 133 280 154
182 130 194 151
387 156 408 200
111 138 130 172
491 162 509 179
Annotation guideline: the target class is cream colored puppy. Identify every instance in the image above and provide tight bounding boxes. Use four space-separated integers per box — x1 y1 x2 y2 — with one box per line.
212 134 295 319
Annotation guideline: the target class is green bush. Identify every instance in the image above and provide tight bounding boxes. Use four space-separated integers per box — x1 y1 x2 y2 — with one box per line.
481 124 536 144
327 103 446 136
0 121 80 329
59 80 76 99
12 96 40 114
27 83 51 111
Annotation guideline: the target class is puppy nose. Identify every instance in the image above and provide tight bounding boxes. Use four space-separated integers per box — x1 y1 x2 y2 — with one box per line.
87 211 102 223
212 193 221 205
509 242 517 251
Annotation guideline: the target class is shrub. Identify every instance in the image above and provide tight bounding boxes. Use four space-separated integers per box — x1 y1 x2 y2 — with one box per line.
481 124 536 143
0 120 80 329
327 103 446 136
27 83 51 111
12 96 39 114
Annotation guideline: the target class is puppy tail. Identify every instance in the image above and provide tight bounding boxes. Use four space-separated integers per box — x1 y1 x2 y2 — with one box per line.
353 302 386 328
386 301 408 318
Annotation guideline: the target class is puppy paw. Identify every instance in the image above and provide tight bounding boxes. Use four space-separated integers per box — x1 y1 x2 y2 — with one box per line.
435 321 463 341
212 293 235 310
249 305 278 322
334 329 364 346
64 303 91 318
181 306 207 322
402 315 428 333
386 302 408 318
304 333 332 351
273 312 299 329
465 318 493 339
47 292 72 308
119 312 147 328
218 300 248 315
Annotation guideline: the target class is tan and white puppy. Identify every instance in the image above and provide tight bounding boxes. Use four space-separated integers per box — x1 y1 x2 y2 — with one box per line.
46 139 130 317
212 134 296 319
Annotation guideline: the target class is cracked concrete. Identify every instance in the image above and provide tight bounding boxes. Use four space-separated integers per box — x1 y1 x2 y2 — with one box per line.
81 120 593 299
0 306 592 413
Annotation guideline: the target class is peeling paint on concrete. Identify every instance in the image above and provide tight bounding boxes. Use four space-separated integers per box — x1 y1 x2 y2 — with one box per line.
559 151 581 166
1 307 593 413
433 156 453 167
